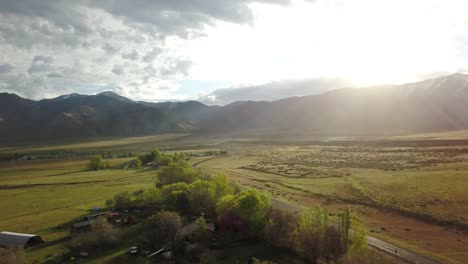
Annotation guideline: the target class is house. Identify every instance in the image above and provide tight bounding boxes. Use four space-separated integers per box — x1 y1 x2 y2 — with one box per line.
84 211 110 221
177 219 216 240
0 231 44 249
72 220 94 232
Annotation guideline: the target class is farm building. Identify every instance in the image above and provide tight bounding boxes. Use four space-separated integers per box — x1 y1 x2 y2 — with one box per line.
72 220 94 232
0 231 44 249
84 211 110 221
178 219 215 240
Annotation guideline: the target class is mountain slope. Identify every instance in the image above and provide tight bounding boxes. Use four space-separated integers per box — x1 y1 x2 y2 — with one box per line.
0 92 209 140
193 73 468 136
2 73 468 141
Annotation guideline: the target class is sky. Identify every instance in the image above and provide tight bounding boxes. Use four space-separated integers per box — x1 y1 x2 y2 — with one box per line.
0 0 467 105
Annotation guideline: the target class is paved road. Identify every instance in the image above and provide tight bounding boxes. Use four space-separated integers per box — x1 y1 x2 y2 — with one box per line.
367 236 440 264
270 199 440 264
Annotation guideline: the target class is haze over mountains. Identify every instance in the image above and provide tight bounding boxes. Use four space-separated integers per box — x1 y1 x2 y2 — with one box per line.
1 73 468 141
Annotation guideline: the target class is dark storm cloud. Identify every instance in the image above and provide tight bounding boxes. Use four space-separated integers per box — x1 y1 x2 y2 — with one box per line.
198 78 351 105
0 63 14 74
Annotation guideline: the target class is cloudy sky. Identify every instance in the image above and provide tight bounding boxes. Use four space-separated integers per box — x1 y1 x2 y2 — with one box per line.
0 0 467 105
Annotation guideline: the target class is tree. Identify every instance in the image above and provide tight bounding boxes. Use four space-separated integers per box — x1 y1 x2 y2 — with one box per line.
105 199 114 209
216 194 235 217
150 149 163 163
233 189 270 234
159 155 173 166
157 161 198 185
216 189 270 236
210 174 235 200
188 180 216 216
113 192 132 210
194 216 209 243
161 182 190 198
146 211 182 247
293 206 338 261
87 156 107 171
340 207 367 254
264 208 297 249
133 157 142 169
165 191 191 214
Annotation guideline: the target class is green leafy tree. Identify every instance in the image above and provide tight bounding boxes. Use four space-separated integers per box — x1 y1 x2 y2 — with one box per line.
113 192 132 210
234 189 270 233
340 207 367 254
134 156 142 169
159 155 173 166
294 206 337 261
150 149 163 163
194 216 209 242
87 156 107 171
188 180 216 216
210 174 235 199
216 194 235 217
157 161 198 185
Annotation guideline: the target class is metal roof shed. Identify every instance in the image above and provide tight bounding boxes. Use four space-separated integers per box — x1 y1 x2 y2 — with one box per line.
0 231 44 249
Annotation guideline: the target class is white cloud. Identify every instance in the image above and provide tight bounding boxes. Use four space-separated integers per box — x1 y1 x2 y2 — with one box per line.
0 0 467 102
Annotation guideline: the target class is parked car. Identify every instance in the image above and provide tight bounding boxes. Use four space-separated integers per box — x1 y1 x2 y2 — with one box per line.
129 246 138 255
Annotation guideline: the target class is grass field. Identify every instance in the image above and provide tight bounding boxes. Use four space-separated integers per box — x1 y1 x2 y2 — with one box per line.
193 144 468 264
0 157 157 263
1 134 468 263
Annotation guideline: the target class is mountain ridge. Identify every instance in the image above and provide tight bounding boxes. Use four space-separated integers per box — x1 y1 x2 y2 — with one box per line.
2 73 468 140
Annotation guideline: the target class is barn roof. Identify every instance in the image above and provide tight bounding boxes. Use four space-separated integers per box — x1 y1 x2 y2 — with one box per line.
0 231 43 249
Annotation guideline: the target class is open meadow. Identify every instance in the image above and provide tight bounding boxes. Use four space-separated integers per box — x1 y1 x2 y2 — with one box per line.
1 134 468 263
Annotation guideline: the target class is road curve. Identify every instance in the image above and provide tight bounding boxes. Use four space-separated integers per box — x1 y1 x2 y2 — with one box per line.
270 199 440 264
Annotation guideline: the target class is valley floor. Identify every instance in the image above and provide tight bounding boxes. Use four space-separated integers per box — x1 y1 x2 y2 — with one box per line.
1 134 467 263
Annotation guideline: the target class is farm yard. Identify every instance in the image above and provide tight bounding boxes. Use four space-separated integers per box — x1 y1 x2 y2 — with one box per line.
1 134 468 263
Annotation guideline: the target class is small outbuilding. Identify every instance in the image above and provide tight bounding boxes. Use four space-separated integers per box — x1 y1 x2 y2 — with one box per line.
0 231 44 249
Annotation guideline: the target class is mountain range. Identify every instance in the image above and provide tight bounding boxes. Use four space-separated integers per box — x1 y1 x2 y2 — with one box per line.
1 73 468 141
